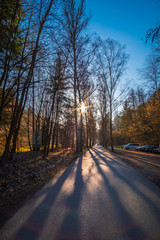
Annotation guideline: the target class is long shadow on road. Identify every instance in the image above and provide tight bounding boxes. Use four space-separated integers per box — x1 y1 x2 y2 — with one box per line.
12 157 78 240
89 148 151 240
93 147 160 204
92 148 160 228
56 156 84 240
2 147 160 240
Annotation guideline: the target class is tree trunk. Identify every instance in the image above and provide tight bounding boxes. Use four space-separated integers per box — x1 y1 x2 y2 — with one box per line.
27 108 32 151
79 113 83 152
55 123 59 149
73 45 79 153
51 124 56 151
110 98 114 151
85 113 89 148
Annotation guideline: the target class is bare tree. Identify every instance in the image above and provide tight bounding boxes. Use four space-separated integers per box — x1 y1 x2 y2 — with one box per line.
97 38 129 151
97 78 109 148
42 51 69 155
138 53 160 93
59 0 90 153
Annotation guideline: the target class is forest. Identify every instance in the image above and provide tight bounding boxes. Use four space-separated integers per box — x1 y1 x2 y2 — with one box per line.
0 0 160 167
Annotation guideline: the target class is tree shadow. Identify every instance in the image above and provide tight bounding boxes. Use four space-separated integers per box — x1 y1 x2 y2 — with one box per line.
56 156 84 240
93 148 160 197
92 148 160 225
12 158 77 240
89 149 148 240
2 147 160 240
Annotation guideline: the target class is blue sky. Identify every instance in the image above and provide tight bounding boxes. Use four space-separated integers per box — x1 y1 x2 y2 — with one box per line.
86 0 160 87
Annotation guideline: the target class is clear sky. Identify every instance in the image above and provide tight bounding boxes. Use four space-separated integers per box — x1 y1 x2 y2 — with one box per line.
86 0 160 87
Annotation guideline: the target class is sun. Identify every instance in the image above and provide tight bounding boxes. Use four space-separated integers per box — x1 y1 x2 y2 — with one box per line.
80 102 86 114
71 99 92 118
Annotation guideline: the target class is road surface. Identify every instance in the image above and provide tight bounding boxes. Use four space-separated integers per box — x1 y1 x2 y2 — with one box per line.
0 145 160 240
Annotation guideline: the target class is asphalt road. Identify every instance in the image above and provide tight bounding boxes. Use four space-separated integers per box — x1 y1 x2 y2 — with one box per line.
0 145 160 240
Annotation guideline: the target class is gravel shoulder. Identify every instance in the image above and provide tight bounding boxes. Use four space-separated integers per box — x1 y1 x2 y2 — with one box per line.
112 148 160 188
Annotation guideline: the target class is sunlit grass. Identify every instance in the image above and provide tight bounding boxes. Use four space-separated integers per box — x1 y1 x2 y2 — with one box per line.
16 146 31 152
0 144 64 155
0 149 3 154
